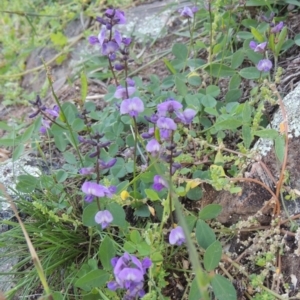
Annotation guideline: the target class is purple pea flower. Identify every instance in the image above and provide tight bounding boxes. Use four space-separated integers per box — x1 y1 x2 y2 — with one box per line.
102 40 119 60
45 105 59 118
99 158 117 169
169 226 186 246
141 127 155 139
175 108 196 124
107 253 152 299
144 113 159 124
257 59 273 72
114 83 136 99
271 21 284 33
249 41 267 53
146 139 160 156
157 99 182 117
79 167 95 175
157 117 177 140
105 8 126 25
40 119 51 135
89 27 107 46
95 210 113 229
81 181 115 202
120 97 144 117
153 175 168 192
178 6 198 18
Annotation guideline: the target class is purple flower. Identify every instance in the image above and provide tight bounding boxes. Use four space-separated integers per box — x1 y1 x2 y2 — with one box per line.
169 226 186 246
95 210 113 229
157 117 177 140
40 119 51 134
114 85 136 100
178 6 198 18
271 21 284 33
141 127 155 139
146 139 160 156
257 59 272 72
107 253 152 298
89 28 107 46
102 40 119 59
144 114 159 124
99 158 117 169
157 99 182 117
105 8 126 25
79 167 95 175
153 175 168 192
249 41 267 53
81 182 115 202
175 108 196 124
120 97 144 117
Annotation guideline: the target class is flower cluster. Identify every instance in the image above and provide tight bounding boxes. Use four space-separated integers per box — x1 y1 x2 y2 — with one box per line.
107 253 152 299
178 6 198 18
249 14 284 72
142 98 196 191
89 8 132 70
78 132 117 230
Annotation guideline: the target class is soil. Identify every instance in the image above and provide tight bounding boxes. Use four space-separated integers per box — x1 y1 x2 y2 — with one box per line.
1 1 300 299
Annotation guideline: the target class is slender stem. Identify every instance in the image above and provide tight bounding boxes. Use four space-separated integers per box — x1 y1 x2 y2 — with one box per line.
133 117 138 201
208 3 213 85
169 133 174 226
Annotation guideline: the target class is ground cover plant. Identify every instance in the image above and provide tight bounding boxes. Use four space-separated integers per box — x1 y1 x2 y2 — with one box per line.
1 0 300 299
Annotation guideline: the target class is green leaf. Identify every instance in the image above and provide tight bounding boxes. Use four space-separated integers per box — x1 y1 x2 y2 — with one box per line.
275 135 285 163
275 26 287 57
236 31 253 39
231 50 244 69
206 85 220 97
211 274 237 300
239 67 260 79
98 235 116 270
175 74 187 97
172 43 188 61
229 74 241 90
185 94 201 110
286 0 300 6
50 31 68 47
74 269 109 291
12 144 24 161
187 186 203 201
82 203 98 227
204 240 222 271
54 133 68 152
250 27 264 43
295 33 300 46
134 204 150 217
0 137 21 147
242 102 252 123
107 202 127 228
188 277 203 300
55 170 68 183
130 230 141 244
204 64 235 78
242 125 253 149
196 219 216 249
20 124 34 142
214 119 243 131
0 121 12 131
253 129 278 139
145 189 160 201
81 71 88 103
201 95 217 108
225 89 242 103
16 175 38 193
199 204 222 220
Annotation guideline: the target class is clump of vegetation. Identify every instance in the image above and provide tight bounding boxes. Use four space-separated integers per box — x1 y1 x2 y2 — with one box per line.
1 0 300 299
